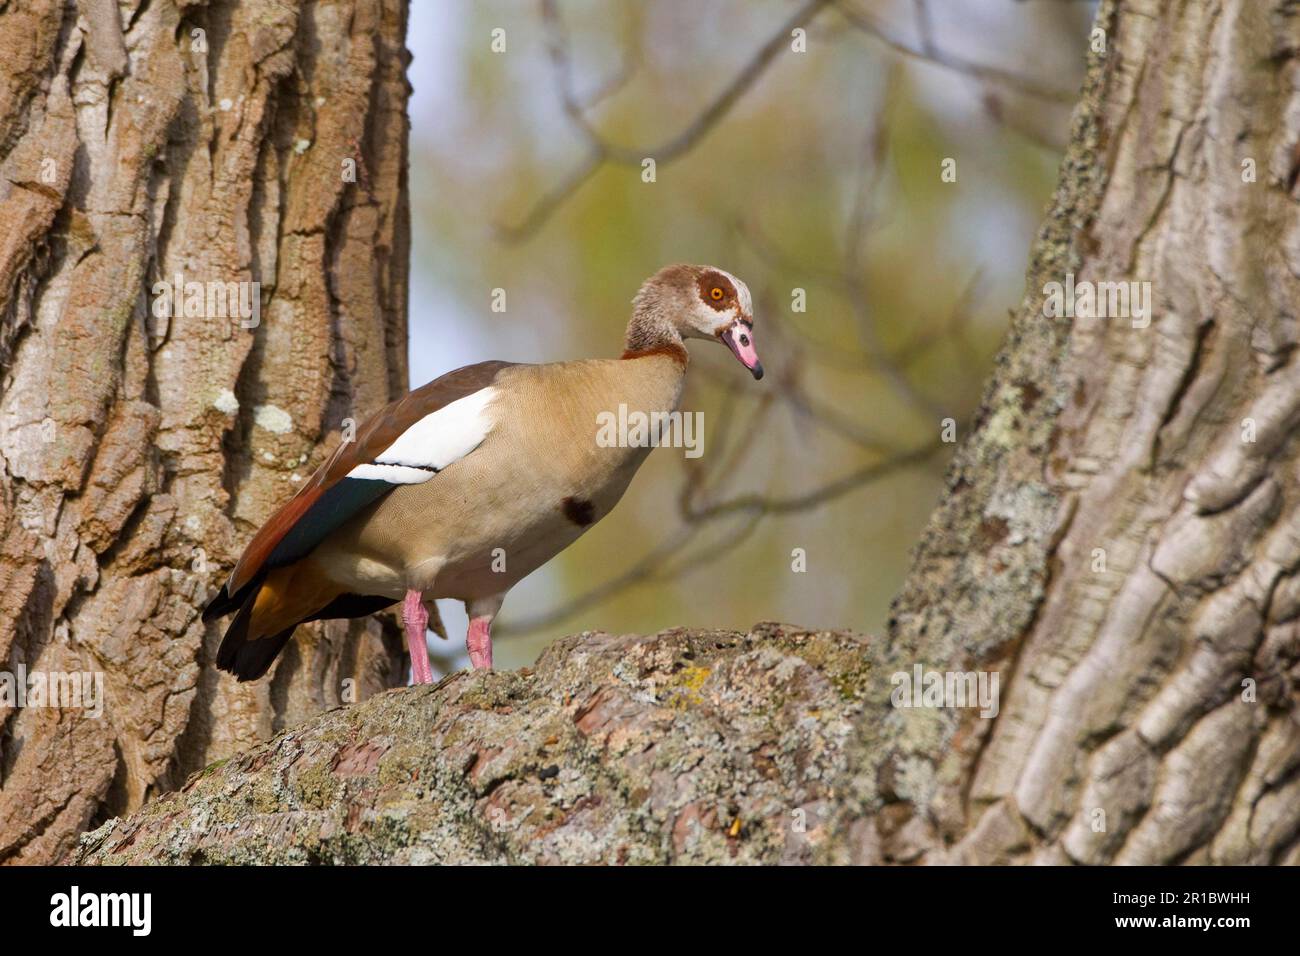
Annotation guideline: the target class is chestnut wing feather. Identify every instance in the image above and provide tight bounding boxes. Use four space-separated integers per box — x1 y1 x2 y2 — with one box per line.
211 360 517 608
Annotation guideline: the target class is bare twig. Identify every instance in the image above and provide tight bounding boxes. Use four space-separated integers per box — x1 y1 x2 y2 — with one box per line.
890 270 985 368
835 0 1077 103
699 363 895 454
505 0 1071 243
682 436 948 521
498 0 834 240
913 0 937 58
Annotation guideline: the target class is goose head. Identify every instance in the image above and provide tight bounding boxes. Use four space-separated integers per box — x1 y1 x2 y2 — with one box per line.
629 264 764 379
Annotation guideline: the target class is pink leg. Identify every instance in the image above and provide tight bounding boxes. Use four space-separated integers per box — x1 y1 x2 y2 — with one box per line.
402 589 434 685
466 615 493 670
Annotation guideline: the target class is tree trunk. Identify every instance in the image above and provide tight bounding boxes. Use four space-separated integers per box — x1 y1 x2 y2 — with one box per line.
826 0 1300 864
0 0 410 864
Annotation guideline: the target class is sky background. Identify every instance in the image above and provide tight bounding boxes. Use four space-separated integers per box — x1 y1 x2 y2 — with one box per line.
401 0 1094 671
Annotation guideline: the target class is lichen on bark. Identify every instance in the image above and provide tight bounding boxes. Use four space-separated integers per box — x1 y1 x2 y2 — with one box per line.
77 625 871 865
0 0 411 864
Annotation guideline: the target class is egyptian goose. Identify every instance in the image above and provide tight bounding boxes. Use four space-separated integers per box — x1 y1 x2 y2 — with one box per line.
203 264 763 682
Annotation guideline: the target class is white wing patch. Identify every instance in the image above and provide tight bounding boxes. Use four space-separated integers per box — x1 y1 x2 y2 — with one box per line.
348 387 498 485
346 463 440 484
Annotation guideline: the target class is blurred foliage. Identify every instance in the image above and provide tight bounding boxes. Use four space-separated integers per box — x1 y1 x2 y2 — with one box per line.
405 0 1093 667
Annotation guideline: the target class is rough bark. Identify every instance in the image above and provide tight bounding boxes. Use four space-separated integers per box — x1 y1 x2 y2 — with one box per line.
76 624 870 864
0 0 411 864
825 0 1300 864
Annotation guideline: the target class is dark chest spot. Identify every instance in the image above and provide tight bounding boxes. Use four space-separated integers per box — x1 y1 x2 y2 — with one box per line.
561 496 596 527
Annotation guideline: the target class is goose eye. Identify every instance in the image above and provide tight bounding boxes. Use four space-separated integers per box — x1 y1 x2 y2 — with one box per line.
710 287 724 301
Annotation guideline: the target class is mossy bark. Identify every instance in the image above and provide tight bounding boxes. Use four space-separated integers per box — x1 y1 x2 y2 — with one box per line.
77 625 871 864
827 0 1300 864
0 0 411 863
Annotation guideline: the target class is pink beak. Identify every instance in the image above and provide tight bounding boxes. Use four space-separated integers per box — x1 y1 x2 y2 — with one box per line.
720 320 763 380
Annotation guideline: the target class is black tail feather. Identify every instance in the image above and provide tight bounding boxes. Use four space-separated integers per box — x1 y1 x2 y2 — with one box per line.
221 626 297 682
202 576 260 623
214 584 296 682
212 583 395 682
216 619 297 683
